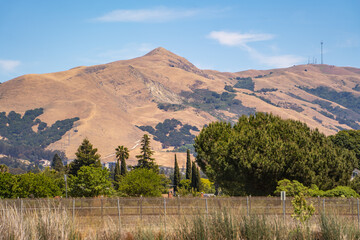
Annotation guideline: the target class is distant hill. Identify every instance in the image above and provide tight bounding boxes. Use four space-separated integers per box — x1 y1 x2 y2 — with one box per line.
1 47 360 167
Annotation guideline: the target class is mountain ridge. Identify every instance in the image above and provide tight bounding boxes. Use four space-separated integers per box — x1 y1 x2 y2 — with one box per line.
1 47 360 167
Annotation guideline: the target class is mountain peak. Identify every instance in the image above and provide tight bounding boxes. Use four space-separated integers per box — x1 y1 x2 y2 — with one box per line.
145 47 178 57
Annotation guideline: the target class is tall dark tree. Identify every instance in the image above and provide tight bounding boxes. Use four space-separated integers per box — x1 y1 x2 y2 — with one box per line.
114 161 121 180
196 166 201 192
173 154 180 194
191 162 200 191
115 146 129 176
51 154 64 172
186 149 192 180
69 138 101 176
136 134 158 172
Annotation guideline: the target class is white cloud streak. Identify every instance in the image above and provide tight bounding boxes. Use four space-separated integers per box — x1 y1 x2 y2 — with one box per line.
208 31 305 68
95 7 200 22
0 59 21 73
208 31 274 46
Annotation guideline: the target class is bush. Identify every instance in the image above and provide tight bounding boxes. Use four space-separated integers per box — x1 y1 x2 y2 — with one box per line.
118 168 169 197
69 166 113 197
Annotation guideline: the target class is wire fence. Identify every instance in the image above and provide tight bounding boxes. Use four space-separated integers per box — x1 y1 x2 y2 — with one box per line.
1 197 359 231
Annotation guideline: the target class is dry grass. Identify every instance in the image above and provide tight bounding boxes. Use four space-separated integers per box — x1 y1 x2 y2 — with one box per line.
1 199 360 239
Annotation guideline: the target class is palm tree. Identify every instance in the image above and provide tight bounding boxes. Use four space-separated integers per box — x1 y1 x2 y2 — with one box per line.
115 145 129 176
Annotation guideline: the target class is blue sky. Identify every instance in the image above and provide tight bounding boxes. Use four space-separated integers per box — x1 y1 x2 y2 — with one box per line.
0 0 359 82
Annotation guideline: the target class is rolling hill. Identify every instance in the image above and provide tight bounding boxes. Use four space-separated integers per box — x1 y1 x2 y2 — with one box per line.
1 47 360 167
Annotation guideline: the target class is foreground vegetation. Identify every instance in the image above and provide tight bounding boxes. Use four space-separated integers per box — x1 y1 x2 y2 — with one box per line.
1 200 360 240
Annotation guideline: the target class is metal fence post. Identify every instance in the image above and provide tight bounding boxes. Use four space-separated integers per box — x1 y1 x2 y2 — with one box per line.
164 198 167 236
101 198 104 222
20 199 23 224
246 196 249 216
357 198 359 229
140 196 143 221
205 198 208 216
117 198 121 234
72 198 75 224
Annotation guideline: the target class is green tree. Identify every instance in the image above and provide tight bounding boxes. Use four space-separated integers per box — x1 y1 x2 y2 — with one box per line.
69 138 101 176
196 166 201 192
136 134 158 172
0 172 17 198
15 172 62 198
118 168 168 197
191 162 200 192
195 113 357 196
114 160 121 189
330 130 360 164
291 193 315 224
51 153 64 172
173 154 180 194
69 166 113 197
115 145 129 176
186 149 192 180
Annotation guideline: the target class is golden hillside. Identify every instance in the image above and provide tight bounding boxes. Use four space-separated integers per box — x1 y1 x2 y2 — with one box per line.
1 47 359 167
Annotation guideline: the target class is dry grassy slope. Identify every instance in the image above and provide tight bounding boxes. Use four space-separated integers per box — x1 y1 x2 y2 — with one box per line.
0 47 360 167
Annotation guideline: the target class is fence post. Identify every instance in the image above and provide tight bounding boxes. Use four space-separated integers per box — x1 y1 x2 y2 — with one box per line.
177 195 181 216
357 198 359 229
117 198 121 234
20 199 23 224
246 196 249 216
140 196 143 221
205 198 208 216
72 198 75 224
164 198 167 236
101 198 104 222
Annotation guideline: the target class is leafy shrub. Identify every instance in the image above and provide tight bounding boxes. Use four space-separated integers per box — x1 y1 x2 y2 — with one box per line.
117 168 169 197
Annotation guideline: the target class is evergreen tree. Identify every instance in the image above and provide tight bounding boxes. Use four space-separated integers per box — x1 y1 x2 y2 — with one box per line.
115 145 129 176
191 161 198 191
114 160 121 181
196 166 201 192
136 134 158 172
51 154 64 172
69 138 101 176
186 149 192 180
173 154 180 194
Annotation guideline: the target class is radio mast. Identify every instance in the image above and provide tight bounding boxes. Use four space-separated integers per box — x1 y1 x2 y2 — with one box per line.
321 41 323 64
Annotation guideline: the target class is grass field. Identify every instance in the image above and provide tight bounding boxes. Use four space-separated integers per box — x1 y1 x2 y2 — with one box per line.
1 197 360 239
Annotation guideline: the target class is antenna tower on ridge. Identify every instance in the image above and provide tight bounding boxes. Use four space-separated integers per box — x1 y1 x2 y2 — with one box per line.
321 41 323 64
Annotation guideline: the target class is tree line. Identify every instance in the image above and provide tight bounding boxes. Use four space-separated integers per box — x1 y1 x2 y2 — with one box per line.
0 134 211 198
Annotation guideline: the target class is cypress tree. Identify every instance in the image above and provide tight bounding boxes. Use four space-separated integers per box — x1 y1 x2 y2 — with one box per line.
173 154 180 194
69 138 101 176
136 134 158 172
191 161 197 191
114 160 121 180
51 153 64 172
186 149 191 180
196 166 201 192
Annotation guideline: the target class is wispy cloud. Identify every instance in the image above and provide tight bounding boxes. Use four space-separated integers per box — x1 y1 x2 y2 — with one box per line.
94 7 201 23
208 31 305 68
208 31 274 46
0 59 21 73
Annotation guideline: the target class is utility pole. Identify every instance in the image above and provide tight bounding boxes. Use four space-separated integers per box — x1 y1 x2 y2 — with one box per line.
321 41 323 64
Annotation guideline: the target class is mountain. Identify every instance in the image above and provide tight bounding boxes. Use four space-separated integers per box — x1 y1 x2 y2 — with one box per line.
1 47 360 167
